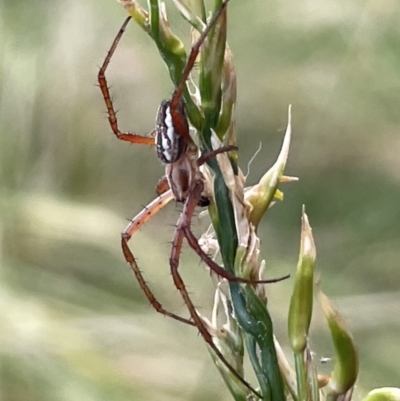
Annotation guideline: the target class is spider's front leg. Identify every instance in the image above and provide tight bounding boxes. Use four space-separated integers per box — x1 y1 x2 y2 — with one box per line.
98 16 155 146
169 178 262 399
183 226 290 284
121 190 195 326
191 146 291 284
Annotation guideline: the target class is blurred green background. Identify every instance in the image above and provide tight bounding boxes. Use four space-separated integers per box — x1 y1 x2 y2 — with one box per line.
1 0 399 400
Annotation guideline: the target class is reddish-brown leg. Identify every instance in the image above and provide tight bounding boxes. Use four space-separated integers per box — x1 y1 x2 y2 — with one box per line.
184 228 290 284
196 145 290 284
156 176 170 197
169 179 262 399
98 16 156 146
169 0 231 144
121 190 195 327
196 145 238 166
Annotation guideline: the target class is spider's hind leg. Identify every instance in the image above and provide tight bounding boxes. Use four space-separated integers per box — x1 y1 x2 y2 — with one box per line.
98 17 156 146
168 1 231 146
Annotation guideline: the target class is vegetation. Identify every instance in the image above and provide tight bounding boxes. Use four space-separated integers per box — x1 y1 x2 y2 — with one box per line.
1 0 399 400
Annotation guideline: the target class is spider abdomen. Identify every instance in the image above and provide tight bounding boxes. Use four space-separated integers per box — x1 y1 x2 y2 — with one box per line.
155 100 188 164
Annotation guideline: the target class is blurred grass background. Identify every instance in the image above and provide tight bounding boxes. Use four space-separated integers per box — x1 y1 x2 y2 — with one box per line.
1 0 399 400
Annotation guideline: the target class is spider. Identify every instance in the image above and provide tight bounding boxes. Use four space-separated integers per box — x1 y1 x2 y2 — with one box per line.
98 1 286 397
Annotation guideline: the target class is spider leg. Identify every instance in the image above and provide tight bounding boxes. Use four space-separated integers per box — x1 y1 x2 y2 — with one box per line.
170 179 262 399
184 228 290 284
156 176 170 197
98 16 155 146
169 0 231 144
195 145 290 283
121 190 195 326
197 145 237 166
